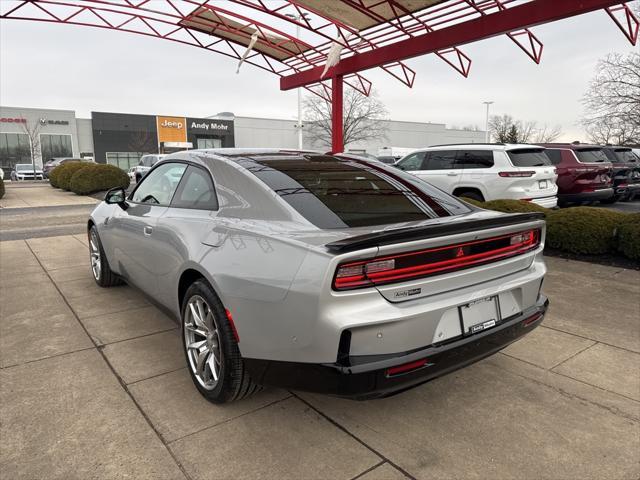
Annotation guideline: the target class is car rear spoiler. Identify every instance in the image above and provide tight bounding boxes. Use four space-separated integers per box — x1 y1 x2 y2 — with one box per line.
325 212 545 253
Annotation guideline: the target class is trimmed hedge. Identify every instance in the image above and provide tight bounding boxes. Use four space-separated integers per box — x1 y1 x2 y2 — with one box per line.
468 198 638 260
69 164 130 195
470 199 551 216
546 207 626 255
617 213 640 260
0 179 5 200
48 164 62 188
54 162 91 190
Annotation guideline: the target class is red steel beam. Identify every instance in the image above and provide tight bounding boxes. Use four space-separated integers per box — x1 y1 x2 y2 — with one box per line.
331 75 344 154
280 0 625 90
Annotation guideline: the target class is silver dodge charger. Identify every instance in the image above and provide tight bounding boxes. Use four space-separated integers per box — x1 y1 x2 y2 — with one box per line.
88 149 548 403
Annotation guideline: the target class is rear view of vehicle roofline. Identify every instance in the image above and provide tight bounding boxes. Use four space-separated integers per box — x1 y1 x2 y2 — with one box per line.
87 148 549 402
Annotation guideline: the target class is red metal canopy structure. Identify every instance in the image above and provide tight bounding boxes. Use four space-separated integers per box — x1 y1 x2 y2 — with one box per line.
2 0 638 152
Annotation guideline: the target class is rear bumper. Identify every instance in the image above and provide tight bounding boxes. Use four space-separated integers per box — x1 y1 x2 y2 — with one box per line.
244 295 548 399
558 188 613 203
615 183 640 198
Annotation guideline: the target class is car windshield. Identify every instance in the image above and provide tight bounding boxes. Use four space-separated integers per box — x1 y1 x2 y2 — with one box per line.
507 149 552 167
575 148 608 163
16 165 35 171
233 154 470 229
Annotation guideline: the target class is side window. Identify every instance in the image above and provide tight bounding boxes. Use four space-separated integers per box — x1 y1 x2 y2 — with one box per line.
545 149 563 165
397 152 426 171
426 150 456 170
131 163 187 205
456 150 494 169
171 166 218 210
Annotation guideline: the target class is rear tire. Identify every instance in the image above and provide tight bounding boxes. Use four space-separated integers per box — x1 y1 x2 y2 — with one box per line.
181 280 262 404
89 226 122 287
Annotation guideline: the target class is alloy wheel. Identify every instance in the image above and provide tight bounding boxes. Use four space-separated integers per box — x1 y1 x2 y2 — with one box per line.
184 295 222 390
89 230 101 281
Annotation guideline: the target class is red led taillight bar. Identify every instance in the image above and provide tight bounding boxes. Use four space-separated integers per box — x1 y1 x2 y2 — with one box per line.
333 229 540 291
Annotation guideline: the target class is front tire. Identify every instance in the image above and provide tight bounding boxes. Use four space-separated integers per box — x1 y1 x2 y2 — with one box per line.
89 226 122 287
182 280 261 404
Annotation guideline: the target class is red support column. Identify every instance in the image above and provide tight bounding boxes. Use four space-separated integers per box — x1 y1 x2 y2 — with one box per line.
331 75 344 154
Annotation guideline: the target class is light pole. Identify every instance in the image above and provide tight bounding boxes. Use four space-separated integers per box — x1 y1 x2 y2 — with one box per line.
483 101 494 142
286 13 310 150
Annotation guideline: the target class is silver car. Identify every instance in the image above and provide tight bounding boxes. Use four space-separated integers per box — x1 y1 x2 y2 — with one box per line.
88 149 548 403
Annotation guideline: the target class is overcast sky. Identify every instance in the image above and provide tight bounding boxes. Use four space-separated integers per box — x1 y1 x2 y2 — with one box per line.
1 2 638 142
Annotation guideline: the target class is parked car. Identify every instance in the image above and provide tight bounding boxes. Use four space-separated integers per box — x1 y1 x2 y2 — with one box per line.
88 149 548 403
377 155 400 164
11 163 44 181
43 157 91 178
136 154 166 182
537 144 614 206
395 144 558 207
600 146 640 202
344 151 380 163
378 146 414 164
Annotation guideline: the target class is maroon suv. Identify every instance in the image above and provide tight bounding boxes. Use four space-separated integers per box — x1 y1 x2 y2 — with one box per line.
537 144 613 206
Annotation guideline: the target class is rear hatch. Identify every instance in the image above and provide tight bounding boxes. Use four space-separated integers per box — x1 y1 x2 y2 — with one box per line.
572 148 612 189
504 148 557 198
609 149 640 186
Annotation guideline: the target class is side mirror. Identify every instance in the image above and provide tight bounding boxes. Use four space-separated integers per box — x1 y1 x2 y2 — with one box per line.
105 187 128 209
395 164 405 170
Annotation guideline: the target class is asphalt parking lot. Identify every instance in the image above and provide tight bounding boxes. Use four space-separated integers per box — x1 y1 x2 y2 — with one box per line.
1 184 639 479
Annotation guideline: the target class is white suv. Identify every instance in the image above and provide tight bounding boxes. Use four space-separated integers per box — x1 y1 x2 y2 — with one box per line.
396 144 558 208
135 154 166 182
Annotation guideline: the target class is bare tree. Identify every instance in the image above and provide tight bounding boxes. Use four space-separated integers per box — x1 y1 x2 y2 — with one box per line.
303 87 388 149
581 52 640 145
489 114 563 143
488 114 513 142
128 130 156 161
533 124 563 143
19 118 43 173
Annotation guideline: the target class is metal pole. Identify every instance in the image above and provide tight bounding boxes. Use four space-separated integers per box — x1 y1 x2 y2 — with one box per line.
331 75 344 154
483 101 494 142
296 22 303 150
297 84 303 149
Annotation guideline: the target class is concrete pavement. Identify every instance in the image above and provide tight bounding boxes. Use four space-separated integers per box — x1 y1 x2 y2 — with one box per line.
0 235 639 479
0 182 98 240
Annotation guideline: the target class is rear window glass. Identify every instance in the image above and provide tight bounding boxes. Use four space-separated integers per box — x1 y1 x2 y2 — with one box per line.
235 155 470 229
575 149 608 163
614 149 638 162
507 149 552 167
544 149 563 165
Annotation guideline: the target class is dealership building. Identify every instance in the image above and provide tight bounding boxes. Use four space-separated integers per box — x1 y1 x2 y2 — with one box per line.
0 105 485 174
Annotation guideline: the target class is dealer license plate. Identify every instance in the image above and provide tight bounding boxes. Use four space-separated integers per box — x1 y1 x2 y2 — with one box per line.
538 180 548 189
460 296 499 334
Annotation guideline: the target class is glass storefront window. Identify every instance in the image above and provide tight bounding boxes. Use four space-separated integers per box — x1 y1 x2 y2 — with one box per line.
40 134 73 161
196 138 221 149
106 152 142 170
0 133 31 175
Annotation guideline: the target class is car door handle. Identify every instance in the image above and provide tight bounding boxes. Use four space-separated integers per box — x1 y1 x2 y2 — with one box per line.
447 172 459 176
143 226 153 236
